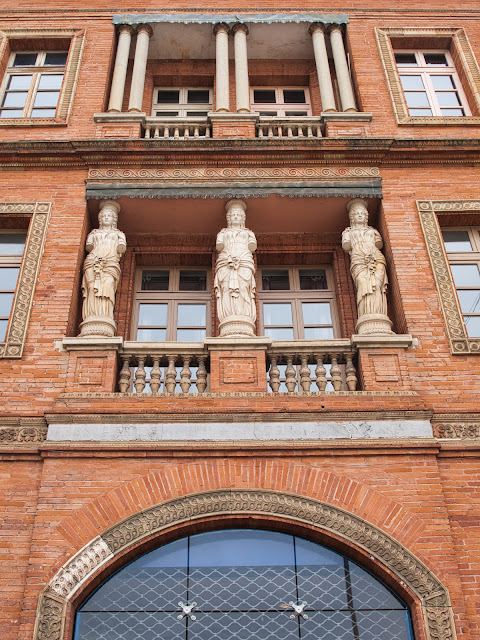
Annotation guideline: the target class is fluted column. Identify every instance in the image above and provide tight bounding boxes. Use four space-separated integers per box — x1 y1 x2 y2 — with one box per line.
128 24 153 113
108 25 134 113
329 25 357 113
214 23 230 112
232 24 250 113
309 23 336 113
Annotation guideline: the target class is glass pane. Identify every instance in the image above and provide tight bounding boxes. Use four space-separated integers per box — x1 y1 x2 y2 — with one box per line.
141 270 169 291
441 108 464 116
262 270 290 290
13 52 38 67
44 52 68 66
465 315 480 337
0 233 26 255
283 89 306 103
177 304 206 327
405 91 430 107
155 111 179 116
33 91 60 107
299 269 327 290
400 75 424 90
187 89 210 104
259 111 277 116
31 108 56 117
186 111 208 117
424 53 448 66
2 92 27 108
458 289 480 313
176 328 206 341
156 90 180 104
264 327 294 340
136 328 167 341
0 267 20 289
0 292 15 316
355 610 411 640
394 52 417 66
38 74 63 90
0 319 7 341
451 264 480 286
302 302 332 325
409 108 433 116
179 270 207 291
263 302 293 325
253 89 276 103
436 92 461 107
0 109 24 117
431 75 455 90
301 611 356 640
76 611 186 640
7 75 32 90
284 111 308 116
138 303 168 326
441 230 472 252
304 327 334 339
349 561 404 609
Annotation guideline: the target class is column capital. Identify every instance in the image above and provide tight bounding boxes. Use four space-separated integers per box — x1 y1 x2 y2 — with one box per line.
213 22 230 36
327 24 344 35
117 24 135 36
232 23 249 37
136 24 153 38
308 22 327 36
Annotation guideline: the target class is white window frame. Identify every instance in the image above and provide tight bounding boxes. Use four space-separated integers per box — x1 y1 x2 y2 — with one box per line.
151 87 212 118
0 231 26 342
250 86 312 117
394 49 471 118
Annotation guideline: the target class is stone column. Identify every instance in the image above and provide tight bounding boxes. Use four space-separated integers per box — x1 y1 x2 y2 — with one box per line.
214 23 230 112
128 24 153 113
107 25 134 113
232 24 250 113
309 23 336 113
329 25 357 113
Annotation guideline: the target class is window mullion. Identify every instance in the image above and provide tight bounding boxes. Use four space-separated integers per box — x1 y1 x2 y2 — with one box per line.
24 72 41 116
422 72 439 116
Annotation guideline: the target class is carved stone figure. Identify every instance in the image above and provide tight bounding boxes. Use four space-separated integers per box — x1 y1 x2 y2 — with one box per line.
342 198 394 335
214 200 257 336
79 200 126 337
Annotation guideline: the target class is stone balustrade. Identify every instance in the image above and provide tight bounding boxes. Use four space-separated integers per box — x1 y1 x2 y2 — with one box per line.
257 118 322 139
266 340 357 393
144 118 211 140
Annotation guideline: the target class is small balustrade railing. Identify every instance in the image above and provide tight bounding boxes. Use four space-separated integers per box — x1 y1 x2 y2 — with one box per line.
118 343 209 394
257 117 322 139
144 117 211 140
266 341 357 393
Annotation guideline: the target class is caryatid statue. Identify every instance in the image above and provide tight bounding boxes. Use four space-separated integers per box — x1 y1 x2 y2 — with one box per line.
214 199 257 336
79 200 126 337
342 198 394 335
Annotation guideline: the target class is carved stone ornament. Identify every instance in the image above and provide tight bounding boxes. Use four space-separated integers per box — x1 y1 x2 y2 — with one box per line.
79 200 126 338
34 490 456 640
214 199 257 336
0 202 51 359
342 198 394 335
433 421 480 439
0 426 47 443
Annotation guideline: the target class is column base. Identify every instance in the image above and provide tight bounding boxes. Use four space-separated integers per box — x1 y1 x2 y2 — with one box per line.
219 316 256 337
79 316 116 338
356 314 393 336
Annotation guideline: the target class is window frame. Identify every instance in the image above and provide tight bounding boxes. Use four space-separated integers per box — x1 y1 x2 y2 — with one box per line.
0 231 26 342
151 87 213 118
250 86 312 117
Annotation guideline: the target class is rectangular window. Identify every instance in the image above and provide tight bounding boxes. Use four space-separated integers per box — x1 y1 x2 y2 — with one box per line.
442 228 480 338
0 51 68 118
152 87 212 117
0 232 26 341
251 87 312 117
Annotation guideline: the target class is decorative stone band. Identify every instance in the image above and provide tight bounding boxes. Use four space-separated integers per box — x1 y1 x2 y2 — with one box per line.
33 489 456 640
112 13 349 26
433 421 480 439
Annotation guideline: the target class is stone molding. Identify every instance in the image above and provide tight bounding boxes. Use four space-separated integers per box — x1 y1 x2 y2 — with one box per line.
33 490 456 640
417 200 480 354
59 389 420 399
433 414 480 438
375 27 480 126
0 202 51 358
0 28 85 126
0 417 47 443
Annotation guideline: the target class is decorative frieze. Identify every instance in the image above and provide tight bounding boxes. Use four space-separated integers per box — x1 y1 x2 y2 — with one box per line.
433 418 480 439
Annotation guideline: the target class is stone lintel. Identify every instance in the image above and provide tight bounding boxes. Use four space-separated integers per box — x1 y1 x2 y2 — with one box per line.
62 336 124 351
351 334 416 349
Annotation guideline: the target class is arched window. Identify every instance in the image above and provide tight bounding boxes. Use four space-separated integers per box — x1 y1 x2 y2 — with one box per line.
74 529 414 640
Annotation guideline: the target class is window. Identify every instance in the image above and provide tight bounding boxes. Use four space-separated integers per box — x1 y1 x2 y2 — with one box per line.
0 51 68 118
74 529 414 640
395 50 469 117
152 88 212 117
259 267 337 340
251 87 312 117
442 228 480 338
0 232 26 341
133 267 210 341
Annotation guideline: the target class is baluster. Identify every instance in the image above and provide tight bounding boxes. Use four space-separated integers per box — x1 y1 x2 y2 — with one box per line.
153 127 159 139
330 353 342 392
205 126 211 138
277 126 283 138
314 353 327 392
184 127 190 139
144 127 151 139
297 126 304 138
268 355 281 392
268 126 274 137
345 352 358 391
180 355 192 393
299 354 311 392
307 125 313 137
287 125 293 137
150 357 162 393
196 356 207 394
174 127 180 139
118 355 132 393
165 356 177 393
258 126 264 138
134 357 146 394
316 126 322 137
194 126 200 138
163 126 169 138
285 355 297 393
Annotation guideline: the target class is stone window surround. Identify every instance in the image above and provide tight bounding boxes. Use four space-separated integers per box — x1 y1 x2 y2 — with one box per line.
375 27 480 126
0 202 51 358
0 28 85 127
417 199 480 354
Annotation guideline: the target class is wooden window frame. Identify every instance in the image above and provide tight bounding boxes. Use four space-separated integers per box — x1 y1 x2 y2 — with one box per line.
0 231 26 342
250 86 312 117
151 87 212 118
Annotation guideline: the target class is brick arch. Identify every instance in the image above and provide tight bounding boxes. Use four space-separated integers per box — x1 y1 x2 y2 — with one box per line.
35 489 455 640
57 460 425 551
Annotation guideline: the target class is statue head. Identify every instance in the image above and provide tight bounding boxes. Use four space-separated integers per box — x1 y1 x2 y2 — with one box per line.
225 199 247 228
347 198 369 227
98 200 121 229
